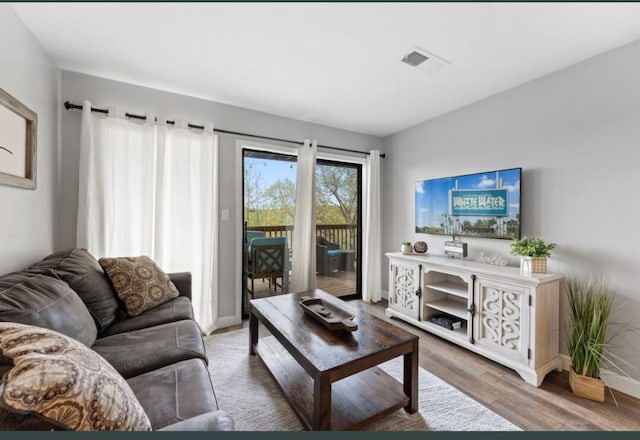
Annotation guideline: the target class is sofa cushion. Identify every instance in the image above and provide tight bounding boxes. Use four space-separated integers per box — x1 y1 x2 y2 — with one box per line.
0 322 151 431
28 248 120 332
168 272 192 300
92 320 207 378
0 272 97 347
0 405 59 431
100 296 194 337
99 256 179 317
127 359 217 430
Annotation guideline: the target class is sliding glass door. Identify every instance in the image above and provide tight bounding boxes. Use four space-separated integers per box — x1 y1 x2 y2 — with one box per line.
241 148 362 315
242 149 296 315
315 159 362 300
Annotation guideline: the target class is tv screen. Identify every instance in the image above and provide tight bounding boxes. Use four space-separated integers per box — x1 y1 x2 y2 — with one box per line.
415 167 521 240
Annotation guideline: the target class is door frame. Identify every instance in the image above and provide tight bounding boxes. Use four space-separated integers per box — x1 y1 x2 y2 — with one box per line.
235 140 367 323
315 157 363 301
235 140 297 322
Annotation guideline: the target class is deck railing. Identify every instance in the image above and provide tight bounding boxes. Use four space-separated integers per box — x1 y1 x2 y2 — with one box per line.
247 224 357 251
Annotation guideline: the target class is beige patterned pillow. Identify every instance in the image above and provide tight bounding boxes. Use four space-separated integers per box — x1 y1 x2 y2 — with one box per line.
99 256 179 317
0 322 151 431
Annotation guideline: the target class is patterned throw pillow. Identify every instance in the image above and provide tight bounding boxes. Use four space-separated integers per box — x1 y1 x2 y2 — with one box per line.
0 322 151 431
99 256 179 317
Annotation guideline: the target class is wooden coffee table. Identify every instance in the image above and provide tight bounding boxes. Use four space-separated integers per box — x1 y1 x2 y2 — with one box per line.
249 289 418 431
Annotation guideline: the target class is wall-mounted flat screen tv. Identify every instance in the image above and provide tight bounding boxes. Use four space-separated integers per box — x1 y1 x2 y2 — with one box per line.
415 167 521 240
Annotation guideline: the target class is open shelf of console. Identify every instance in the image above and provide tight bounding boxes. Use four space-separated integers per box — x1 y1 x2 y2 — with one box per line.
424 298 467 320
424 280 468 298
421 320 468 343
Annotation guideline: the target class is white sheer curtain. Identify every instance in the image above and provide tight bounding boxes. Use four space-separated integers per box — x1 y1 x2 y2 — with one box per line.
77 102 157 257
77 102 219 333
362 150 382 303
154 120 218 334
290 139 317 293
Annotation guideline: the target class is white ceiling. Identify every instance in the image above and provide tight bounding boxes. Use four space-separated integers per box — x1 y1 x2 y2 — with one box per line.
11 3 640 137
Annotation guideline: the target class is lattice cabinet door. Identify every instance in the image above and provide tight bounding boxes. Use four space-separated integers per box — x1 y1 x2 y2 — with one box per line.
388 260 421 320
473 278 530 365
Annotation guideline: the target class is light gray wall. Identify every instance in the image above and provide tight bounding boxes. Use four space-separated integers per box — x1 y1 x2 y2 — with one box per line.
382 39 640 379
60 70 382 322
0 5 60 274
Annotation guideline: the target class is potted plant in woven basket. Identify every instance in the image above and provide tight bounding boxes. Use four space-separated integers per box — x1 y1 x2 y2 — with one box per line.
566 276 613 402
510 236 556 274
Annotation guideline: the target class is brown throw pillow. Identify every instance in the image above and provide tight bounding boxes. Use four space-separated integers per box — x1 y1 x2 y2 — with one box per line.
0 322 151 431
99 256 179 317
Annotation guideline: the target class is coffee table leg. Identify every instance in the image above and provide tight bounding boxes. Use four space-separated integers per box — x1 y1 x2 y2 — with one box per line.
249 310 258 356
312 374 331 430
403 340 418 413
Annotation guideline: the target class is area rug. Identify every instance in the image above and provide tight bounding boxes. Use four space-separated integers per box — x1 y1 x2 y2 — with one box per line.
204 327 521 431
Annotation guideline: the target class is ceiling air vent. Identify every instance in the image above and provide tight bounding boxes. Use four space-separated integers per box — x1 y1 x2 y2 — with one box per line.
400 47 450 75
401 51 429 67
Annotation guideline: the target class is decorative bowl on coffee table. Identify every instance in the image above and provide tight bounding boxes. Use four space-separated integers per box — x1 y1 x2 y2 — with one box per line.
299 296 358 332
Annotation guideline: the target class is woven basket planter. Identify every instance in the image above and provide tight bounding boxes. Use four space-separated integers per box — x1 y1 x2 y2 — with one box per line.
520 256 547 274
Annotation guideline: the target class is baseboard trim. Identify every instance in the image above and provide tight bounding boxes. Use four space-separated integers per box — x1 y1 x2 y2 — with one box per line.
215 315 240 330
559 354 640 399
560 354 571 371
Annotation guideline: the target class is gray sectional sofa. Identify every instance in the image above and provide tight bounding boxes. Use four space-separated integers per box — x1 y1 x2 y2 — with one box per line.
0 248 233 431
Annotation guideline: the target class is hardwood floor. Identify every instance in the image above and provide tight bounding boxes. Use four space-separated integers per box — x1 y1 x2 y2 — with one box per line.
356 299 640 431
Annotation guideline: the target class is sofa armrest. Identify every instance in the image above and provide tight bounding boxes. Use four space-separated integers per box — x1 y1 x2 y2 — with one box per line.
158 411 235 431
168 272 192 300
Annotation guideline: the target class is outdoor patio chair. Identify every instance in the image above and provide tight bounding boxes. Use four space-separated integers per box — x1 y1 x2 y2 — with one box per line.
246 236 288 298
245 230 266 243
316 236 341 276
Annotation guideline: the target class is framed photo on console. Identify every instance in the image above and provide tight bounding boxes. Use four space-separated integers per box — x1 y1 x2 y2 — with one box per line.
0 88 37 190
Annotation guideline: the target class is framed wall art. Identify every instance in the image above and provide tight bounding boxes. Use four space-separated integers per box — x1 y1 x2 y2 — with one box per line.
0 88 37 189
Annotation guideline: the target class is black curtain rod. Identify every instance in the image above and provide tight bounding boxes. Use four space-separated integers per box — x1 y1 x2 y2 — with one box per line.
63 101 385 158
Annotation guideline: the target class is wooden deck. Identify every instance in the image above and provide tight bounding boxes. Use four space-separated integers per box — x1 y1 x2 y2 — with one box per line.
316 271 357 297
248 271 356 299
246 271 357 303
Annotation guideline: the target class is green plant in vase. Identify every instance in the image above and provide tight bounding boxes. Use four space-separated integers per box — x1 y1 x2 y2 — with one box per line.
510 236 556 273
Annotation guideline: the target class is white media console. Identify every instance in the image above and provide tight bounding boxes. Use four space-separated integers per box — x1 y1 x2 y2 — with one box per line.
386 252 564 386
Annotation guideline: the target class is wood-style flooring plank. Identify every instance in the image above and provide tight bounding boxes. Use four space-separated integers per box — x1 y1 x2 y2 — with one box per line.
356 300 640 431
